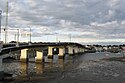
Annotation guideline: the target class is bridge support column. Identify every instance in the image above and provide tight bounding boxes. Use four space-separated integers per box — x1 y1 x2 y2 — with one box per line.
58 47 65 59
0 58 4 80
48 47 53 59
74 47 78 54
79 48 81 53
20 49 28 62
81 48 84 53
78 48 81 53
82 48 85 53
68 46 73 55
35 51 44 63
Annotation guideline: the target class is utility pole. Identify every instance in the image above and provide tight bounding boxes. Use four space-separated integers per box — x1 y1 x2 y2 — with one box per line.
4 0 8 43
0 10 2 41
0 10 3 51
55 33 58 42
14 34 16 41
16 29 19 47
29 27 32 45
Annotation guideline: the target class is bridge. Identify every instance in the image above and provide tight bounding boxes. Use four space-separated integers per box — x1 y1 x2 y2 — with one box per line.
0 42 86 80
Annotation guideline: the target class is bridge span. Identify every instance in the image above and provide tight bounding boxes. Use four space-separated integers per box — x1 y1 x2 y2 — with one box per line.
0 42 86 80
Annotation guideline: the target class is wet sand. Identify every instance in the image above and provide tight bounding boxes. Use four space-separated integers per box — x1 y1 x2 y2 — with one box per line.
1 53 125 83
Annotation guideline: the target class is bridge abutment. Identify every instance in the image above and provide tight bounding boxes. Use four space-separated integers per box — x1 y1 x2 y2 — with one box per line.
20 49 28 62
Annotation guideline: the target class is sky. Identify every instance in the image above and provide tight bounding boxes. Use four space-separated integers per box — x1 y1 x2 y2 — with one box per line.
0 0 125 45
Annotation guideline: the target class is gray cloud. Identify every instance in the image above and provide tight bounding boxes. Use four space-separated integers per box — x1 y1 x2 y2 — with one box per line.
0 0 125 43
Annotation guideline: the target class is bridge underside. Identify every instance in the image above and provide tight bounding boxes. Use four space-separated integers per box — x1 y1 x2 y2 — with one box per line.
0 42 86 80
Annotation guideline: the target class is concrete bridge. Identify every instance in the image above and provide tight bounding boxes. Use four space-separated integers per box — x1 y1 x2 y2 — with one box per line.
0 42 86 80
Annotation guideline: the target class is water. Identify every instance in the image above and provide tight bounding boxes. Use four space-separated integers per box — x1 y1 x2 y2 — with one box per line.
2 54 78 82
80 52 123 61
2 52 125 83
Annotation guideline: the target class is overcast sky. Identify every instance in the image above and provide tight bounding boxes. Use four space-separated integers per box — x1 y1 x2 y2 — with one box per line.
0 0 125 44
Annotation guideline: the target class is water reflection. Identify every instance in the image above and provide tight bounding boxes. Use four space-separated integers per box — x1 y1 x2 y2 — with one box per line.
58 59 64 71
48 59 53 63
48 59 53 68
68 56 74 63
35 63 44 74
20 63 28 77
3 53 81 82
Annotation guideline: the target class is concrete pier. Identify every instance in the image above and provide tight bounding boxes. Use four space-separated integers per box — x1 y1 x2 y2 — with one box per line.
79 48 82 53
35 51 44 63
74 47 78 54
58 47 65 59
48 47 53 59
68 46 73 55
20 49 28 62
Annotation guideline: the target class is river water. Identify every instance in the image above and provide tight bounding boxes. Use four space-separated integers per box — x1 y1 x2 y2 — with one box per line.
2 52 125 83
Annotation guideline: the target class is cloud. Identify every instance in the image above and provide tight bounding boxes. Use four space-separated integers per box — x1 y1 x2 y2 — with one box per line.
0 0 125 44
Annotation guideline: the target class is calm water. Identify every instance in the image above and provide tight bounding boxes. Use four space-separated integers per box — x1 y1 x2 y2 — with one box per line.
2 52 124 82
